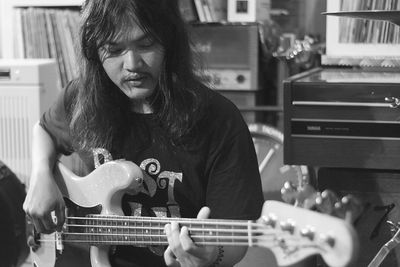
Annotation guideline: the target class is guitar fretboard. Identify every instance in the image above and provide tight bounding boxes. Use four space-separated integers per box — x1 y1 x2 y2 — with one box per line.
63 215 269 246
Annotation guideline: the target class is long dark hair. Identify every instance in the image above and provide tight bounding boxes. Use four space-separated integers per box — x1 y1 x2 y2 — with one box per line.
70 0 206 152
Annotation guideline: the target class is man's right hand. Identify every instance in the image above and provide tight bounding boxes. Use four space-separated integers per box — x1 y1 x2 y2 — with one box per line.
23 168 65 234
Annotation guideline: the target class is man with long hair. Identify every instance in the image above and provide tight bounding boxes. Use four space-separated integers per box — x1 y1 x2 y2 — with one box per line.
23 0 263 266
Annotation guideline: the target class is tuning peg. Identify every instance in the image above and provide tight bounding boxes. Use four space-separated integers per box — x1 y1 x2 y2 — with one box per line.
300 226 316 241
332 201 346 219
280 219 296 234
262 214 278 228
315 190 339 215
281 181 298 205
339 194 363 223
296 184 318 209
387 220 400 234
320 233 336 248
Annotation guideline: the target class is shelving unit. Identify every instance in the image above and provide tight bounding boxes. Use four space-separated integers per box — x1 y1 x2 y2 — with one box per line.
0 0 82 58
323 0 400 67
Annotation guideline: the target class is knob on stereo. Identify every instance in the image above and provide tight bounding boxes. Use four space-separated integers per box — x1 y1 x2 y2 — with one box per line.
236 74 245 83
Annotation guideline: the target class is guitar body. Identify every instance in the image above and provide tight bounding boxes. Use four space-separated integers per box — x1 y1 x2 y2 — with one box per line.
30 234 91 267
30 160 144 267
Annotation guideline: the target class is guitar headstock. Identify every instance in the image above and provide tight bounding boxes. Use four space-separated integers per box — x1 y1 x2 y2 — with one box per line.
281 182 364 223
256 200 359 267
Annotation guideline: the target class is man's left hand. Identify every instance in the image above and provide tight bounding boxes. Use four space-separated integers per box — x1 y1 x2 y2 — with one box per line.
164 207 219 267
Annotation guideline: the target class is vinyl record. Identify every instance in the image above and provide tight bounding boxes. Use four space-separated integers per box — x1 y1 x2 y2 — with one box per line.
322 10 400 26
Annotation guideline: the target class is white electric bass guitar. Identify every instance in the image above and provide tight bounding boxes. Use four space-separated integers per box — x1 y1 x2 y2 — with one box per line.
29 160 359 267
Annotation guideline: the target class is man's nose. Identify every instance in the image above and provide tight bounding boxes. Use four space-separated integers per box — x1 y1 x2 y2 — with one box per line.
123 49 143 71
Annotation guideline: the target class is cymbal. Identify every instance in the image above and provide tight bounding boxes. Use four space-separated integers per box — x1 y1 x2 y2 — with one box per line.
322 10 400 26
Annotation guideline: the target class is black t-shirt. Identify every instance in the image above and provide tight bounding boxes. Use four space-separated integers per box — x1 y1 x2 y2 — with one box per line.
40 81 264 266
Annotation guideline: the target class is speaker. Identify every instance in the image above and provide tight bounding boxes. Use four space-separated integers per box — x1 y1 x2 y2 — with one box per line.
190 23 259 90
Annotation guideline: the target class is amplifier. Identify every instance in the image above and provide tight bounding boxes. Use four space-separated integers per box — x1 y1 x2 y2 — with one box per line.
283 67 400 169
190 23 259 90
0 59 59 185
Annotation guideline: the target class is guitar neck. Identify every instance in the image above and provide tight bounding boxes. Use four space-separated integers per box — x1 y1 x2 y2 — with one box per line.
63 215 269 247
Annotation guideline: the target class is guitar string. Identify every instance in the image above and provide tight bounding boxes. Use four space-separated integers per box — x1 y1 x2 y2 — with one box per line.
62 218 273 238
35 240 276 246
63 216 272 236
36 222 295 244
57 223 275 241
67 215 260 226
36 234 295 245
33 216 295 245
65 222 269 233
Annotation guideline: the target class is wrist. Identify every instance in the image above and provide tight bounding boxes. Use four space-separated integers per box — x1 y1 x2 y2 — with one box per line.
32 164 52 176
30 160 54 182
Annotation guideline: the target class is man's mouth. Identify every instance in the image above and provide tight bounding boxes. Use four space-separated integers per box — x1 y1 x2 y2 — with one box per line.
123 73 147 86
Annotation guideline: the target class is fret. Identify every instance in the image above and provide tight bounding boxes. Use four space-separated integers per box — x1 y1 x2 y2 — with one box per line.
115 217 119 243
95 216 99 244
98 216 103 242
85 216 89 242
209 221 217 244
231 221 234 244
97 216 100 244
218 220 225 245
128 217 131 244
111 220 118 243
150 217 156 244
143 218 150 244
104 216 109 243
89 216 94 244
140 218 144 244
107 216 111 243
134 218 138 244
84 217 88 243
123 220 129 244
88 216 92 243
202 221 205 244
158 219 162 245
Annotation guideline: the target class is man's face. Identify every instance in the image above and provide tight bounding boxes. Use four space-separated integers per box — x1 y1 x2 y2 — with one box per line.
99 22 165 113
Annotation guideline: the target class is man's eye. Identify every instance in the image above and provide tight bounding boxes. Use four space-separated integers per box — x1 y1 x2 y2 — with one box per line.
107 46 124 54
139 39 155 48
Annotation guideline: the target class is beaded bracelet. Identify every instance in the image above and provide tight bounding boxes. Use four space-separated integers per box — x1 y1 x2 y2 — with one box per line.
210 246 224 267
